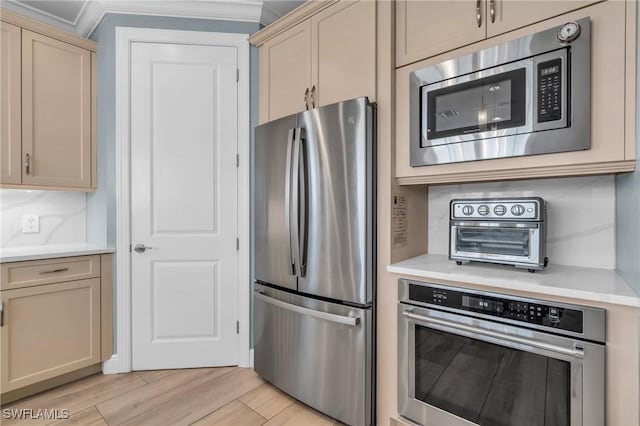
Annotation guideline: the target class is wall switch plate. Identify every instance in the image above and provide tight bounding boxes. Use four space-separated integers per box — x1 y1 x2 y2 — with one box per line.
22 214 40 234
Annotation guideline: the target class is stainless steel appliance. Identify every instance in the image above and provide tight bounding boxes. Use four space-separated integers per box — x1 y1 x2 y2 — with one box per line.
252 97 375 426
410 18 590 166
398 280 606 426
449 197 548 272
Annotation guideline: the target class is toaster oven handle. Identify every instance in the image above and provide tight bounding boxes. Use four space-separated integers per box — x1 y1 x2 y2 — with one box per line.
402 310 584 359
451 221 539 229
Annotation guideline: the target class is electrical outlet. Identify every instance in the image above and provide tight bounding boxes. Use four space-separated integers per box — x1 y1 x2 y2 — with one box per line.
22 214 40 234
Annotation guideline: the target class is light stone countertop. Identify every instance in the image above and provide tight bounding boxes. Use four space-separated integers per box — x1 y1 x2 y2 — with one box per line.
388 253 640 307
0 244 115 263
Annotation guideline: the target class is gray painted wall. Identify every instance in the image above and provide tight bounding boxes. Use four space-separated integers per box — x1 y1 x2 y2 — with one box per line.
87 13 261 349
615 5 640 295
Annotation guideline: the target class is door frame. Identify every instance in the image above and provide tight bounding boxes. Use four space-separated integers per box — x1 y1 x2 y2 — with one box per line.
106 27 250 373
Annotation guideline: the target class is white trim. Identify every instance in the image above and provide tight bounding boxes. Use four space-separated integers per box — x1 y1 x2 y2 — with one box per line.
102 355 120 375
115 27 251 373
249 349 255 368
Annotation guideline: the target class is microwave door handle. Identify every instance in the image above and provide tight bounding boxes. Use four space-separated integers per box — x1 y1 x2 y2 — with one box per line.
402 310 584 359
297 128 308 277
285 128 296 275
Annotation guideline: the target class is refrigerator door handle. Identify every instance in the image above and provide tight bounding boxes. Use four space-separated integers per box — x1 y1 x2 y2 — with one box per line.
284 128 296 275
291 127 302 277
297 128 308 277
255 291 360 326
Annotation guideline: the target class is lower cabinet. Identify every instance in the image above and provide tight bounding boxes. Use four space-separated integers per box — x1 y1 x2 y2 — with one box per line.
0 279 100 392
0 254 112 400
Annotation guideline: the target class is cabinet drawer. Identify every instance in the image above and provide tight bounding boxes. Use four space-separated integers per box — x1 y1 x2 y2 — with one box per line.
1 256 100 290
0 279 101 392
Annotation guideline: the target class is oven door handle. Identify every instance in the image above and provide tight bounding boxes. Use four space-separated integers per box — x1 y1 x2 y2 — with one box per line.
402 310 584 359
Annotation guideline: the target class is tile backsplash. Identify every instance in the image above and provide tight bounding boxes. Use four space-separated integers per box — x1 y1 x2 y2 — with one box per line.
0 190 86 248
428 176 615 269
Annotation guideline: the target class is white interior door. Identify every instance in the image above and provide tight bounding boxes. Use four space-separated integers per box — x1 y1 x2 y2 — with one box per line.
130 41 239 370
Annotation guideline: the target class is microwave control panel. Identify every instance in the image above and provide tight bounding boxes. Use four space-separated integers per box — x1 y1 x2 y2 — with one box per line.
537 58 562 123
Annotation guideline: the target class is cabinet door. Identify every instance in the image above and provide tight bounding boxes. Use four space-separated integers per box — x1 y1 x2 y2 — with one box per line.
21 30 91 188
486 0 602 37
311 0 376 107
0 22 21 185
396 0 487 67
259 20 312 123
0 279 100 392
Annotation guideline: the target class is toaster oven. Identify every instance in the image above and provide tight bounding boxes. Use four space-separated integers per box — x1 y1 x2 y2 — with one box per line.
449 197 548 272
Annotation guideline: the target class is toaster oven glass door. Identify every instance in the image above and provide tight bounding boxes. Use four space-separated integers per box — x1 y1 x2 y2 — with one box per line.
454 227 531 257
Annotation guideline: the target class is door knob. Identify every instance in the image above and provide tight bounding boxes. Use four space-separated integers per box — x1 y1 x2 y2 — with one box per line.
134 243 154 253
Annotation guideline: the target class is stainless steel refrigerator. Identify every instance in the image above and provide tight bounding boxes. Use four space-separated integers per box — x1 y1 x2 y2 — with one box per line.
252 97 375 426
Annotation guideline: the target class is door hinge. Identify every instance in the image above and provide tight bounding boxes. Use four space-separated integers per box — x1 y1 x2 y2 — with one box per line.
129 244 132 253
236 154 239 167
236 68 239 82
236 238 239 251
236 320 239 334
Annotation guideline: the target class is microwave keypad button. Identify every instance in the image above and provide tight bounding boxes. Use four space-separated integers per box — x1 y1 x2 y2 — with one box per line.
462 205 474 215
477 205 490 216
494 205 507 216
537 58 562 123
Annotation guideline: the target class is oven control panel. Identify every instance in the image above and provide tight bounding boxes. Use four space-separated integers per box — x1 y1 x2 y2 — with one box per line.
451 198 543 221
409 284 583 334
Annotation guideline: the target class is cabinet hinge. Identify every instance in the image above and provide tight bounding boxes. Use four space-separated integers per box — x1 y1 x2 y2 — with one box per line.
236 68 239 82
236 154 239 167
236 320 239 334
236 238 239 251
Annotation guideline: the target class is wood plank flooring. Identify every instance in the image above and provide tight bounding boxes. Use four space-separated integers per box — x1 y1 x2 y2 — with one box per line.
1 368 341 426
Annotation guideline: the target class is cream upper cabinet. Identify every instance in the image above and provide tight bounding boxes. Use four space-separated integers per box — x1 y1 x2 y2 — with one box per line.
396 0 604 67
259 20 312 123
311 0 376 108
254 0 376 123
22 30 92 188
486 0 603 37
396 0 487 67
0 22 21 185
0 10 97 191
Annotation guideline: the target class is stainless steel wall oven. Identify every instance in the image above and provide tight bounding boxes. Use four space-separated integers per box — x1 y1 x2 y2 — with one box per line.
410 18 590 166
398 280 606 426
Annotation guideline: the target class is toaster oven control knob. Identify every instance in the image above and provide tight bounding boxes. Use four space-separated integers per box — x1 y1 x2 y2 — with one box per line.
462 205 474 215
511 204 526 216
477 205 490 216
494 205 507 216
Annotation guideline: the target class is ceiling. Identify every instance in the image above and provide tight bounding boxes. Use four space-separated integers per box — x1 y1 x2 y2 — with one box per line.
1 0 304 36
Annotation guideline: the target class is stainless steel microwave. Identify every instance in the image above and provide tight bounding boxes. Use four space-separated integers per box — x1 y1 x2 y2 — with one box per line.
410 18 591 166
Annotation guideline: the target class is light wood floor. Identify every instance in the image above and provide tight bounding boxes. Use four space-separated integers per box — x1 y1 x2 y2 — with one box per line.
2 368 343 426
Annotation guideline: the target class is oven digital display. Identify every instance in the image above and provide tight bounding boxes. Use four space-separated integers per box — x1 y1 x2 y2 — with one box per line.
462 296 503 313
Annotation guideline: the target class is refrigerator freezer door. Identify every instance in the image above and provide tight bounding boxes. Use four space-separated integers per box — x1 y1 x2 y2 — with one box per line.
253 283 372 426
296 97 374 305
254 115 298 291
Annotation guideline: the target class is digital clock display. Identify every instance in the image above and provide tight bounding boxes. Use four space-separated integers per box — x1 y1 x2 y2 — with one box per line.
541 66 559 76
462 296 503 313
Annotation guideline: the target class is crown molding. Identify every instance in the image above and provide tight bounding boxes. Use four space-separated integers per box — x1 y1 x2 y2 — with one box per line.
249 0 337 47
2 0 264 38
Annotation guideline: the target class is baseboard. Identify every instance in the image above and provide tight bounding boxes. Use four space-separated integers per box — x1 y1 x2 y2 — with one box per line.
249 349 254 368
102 355 121 375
